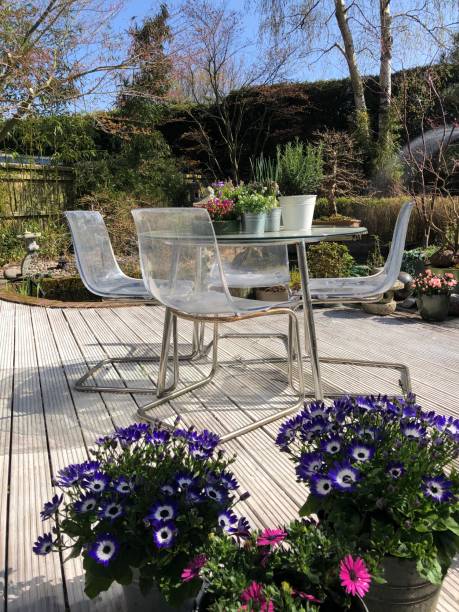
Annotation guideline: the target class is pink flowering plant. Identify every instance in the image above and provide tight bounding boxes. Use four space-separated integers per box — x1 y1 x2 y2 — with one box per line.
277 394 459 586
412 269 457 296
191 519 370 610
33 422 249 605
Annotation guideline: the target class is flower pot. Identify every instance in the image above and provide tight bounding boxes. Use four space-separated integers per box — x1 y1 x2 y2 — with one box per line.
365 557 441 612
265 208 281 232
417 294 450 322
312 218 361 228
212 219 240 235
242 212 266 235
123 575 197 611
279 195 316 230
256 287 288 302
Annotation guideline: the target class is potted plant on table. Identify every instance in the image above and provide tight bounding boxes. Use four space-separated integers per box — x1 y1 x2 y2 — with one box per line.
250 155 282 232
198 182 240 235
413 269 457 322
33 422 248 611
238 189 270 235
276 394 459 612
276 139 323 231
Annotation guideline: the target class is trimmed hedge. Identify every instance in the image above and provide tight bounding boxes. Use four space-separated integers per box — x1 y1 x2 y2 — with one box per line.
314 196 458 246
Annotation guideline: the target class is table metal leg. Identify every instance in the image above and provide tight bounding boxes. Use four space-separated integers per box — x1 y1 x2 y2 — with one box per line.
296 240 324 400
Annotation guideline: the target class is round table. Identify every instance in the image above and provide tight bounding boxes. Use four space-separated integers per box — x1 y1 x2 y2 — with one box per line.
216 225 368 400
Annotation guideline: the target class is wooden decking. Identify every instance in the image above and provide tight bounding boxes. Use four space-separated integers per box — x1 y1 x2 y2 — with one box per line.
0 299 458 611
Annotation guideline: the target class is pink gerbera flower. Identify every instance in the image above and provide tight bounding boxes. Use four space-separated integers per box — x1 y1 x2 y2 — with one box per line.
181 554 207 582
292 590 321 603
240 581 274 611
339 555 371 598
256 528 287 547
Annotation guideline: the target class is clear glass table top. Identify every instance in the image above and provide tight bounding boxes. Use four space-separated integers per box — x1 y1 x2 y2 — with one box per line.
216 226 367 244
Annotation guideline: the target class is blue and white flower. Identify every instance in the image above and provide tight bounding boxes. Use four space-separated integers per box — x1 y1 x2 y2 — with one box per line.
422 476 454 503
33 533 54 555
40 494 63 520
204 485 226 503
98 501 124 521
113 477 134 495
74 493 98 514
82 471 110 494
310 474 333 497
175 472 198 490
88 533 119 566
401 421 426 440
217 510 238 532
297 452 324 477
386 461 404 479
348 442 375 463
152 521 176 548
160 484 175 496
321 436 341 455
329 462 360 491
145 500 177 524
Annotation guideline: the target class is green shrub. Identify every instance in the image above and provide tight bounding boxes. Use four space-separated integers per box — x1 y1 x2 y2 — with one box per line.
307 242 355 278
39 276 97 301
0 217 70 266
401 246 438 276
276 140 323 196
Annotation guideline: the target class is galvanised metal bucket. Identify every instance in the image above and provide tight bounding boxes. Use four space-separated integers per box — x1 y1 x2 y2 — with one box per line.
243 212 266 234
366 557 441 612
265 208 281 232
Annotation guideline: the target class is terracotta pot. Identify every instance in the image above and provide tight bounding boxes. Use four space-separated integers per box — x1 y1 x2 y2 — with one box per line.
313 218 361 228
417 294 450 322
365 557 441 612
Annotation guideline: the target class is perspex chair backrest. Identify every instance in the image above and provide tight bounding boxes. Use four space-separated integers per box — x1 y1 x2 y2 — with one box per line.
132 208 235 313
65 210 129 297
380 202 414 290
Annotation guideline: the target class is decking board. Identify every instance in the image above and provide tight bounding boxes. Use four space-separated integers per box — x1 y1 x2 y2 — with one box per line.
0 301 458 611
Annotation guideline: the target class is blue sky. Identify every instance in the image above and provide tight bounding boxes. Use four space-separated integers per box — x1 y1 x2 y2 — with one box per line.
93 0 456 111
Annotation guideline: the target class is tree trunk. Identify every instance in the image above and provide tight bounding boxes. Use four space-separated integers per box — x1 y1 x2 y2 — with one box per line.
334 0 371 148
378 0 393 149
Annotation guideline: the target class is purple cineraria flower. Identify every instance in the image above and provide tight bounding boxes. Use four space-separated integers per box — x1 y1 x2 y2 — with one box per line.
113 477 134 495
386 462 404 479
348 442 375 463
153 521 176 548
33 533 54 555
55 464 83 487
40 494 63 520
355 426 379 441
276 414 304 447
82 471 110 494
145 500 177 525
230 516 251 539
220 471 239 490
160 484 175 496
88 533 119 566
401 421 427 440
310 474 333 497
175 472 198 490
98 501 124 521
146 429 170 445
321 435 341 455
296 452 324 479
115 423 149 444
217 509 238 532
79 461 101 476
422 476 454 503
329 462 360 491
446 418 459 439
185 487 205 504
74 493 98 514
193 429 220 451
204 485 227 504
307 401 329 418
307 417 328 436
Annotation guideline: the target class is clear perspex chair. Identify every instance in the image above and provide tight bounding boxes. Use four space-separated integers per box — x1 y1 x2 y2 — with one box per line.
306 201 415 397
132 207 305 443
65 210 201 395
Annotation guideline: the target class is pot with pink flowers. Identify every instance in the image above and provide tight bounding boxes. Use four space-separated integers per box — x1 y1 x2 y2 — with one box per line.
413 269 457 322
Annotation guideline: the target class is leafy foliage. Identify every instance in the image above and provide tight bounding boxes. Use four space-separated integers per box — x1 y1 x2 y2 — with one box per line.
307 242 355 279
276 140 323 196
276 395 459 584
34 423 248 603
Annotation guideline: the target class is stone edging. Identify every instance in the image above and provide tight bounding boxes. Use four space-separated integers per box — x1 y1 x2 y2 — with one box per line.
0 290 153 309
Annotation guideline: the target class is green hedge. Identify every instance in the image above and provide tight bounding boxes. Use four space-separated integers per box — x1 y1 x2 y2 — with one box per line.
314 196 458 246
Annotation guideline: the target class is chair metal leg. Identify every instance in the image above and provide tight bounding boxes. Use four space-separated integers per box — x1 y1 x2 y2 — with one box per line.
74 313 201 395
137 322 220 423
